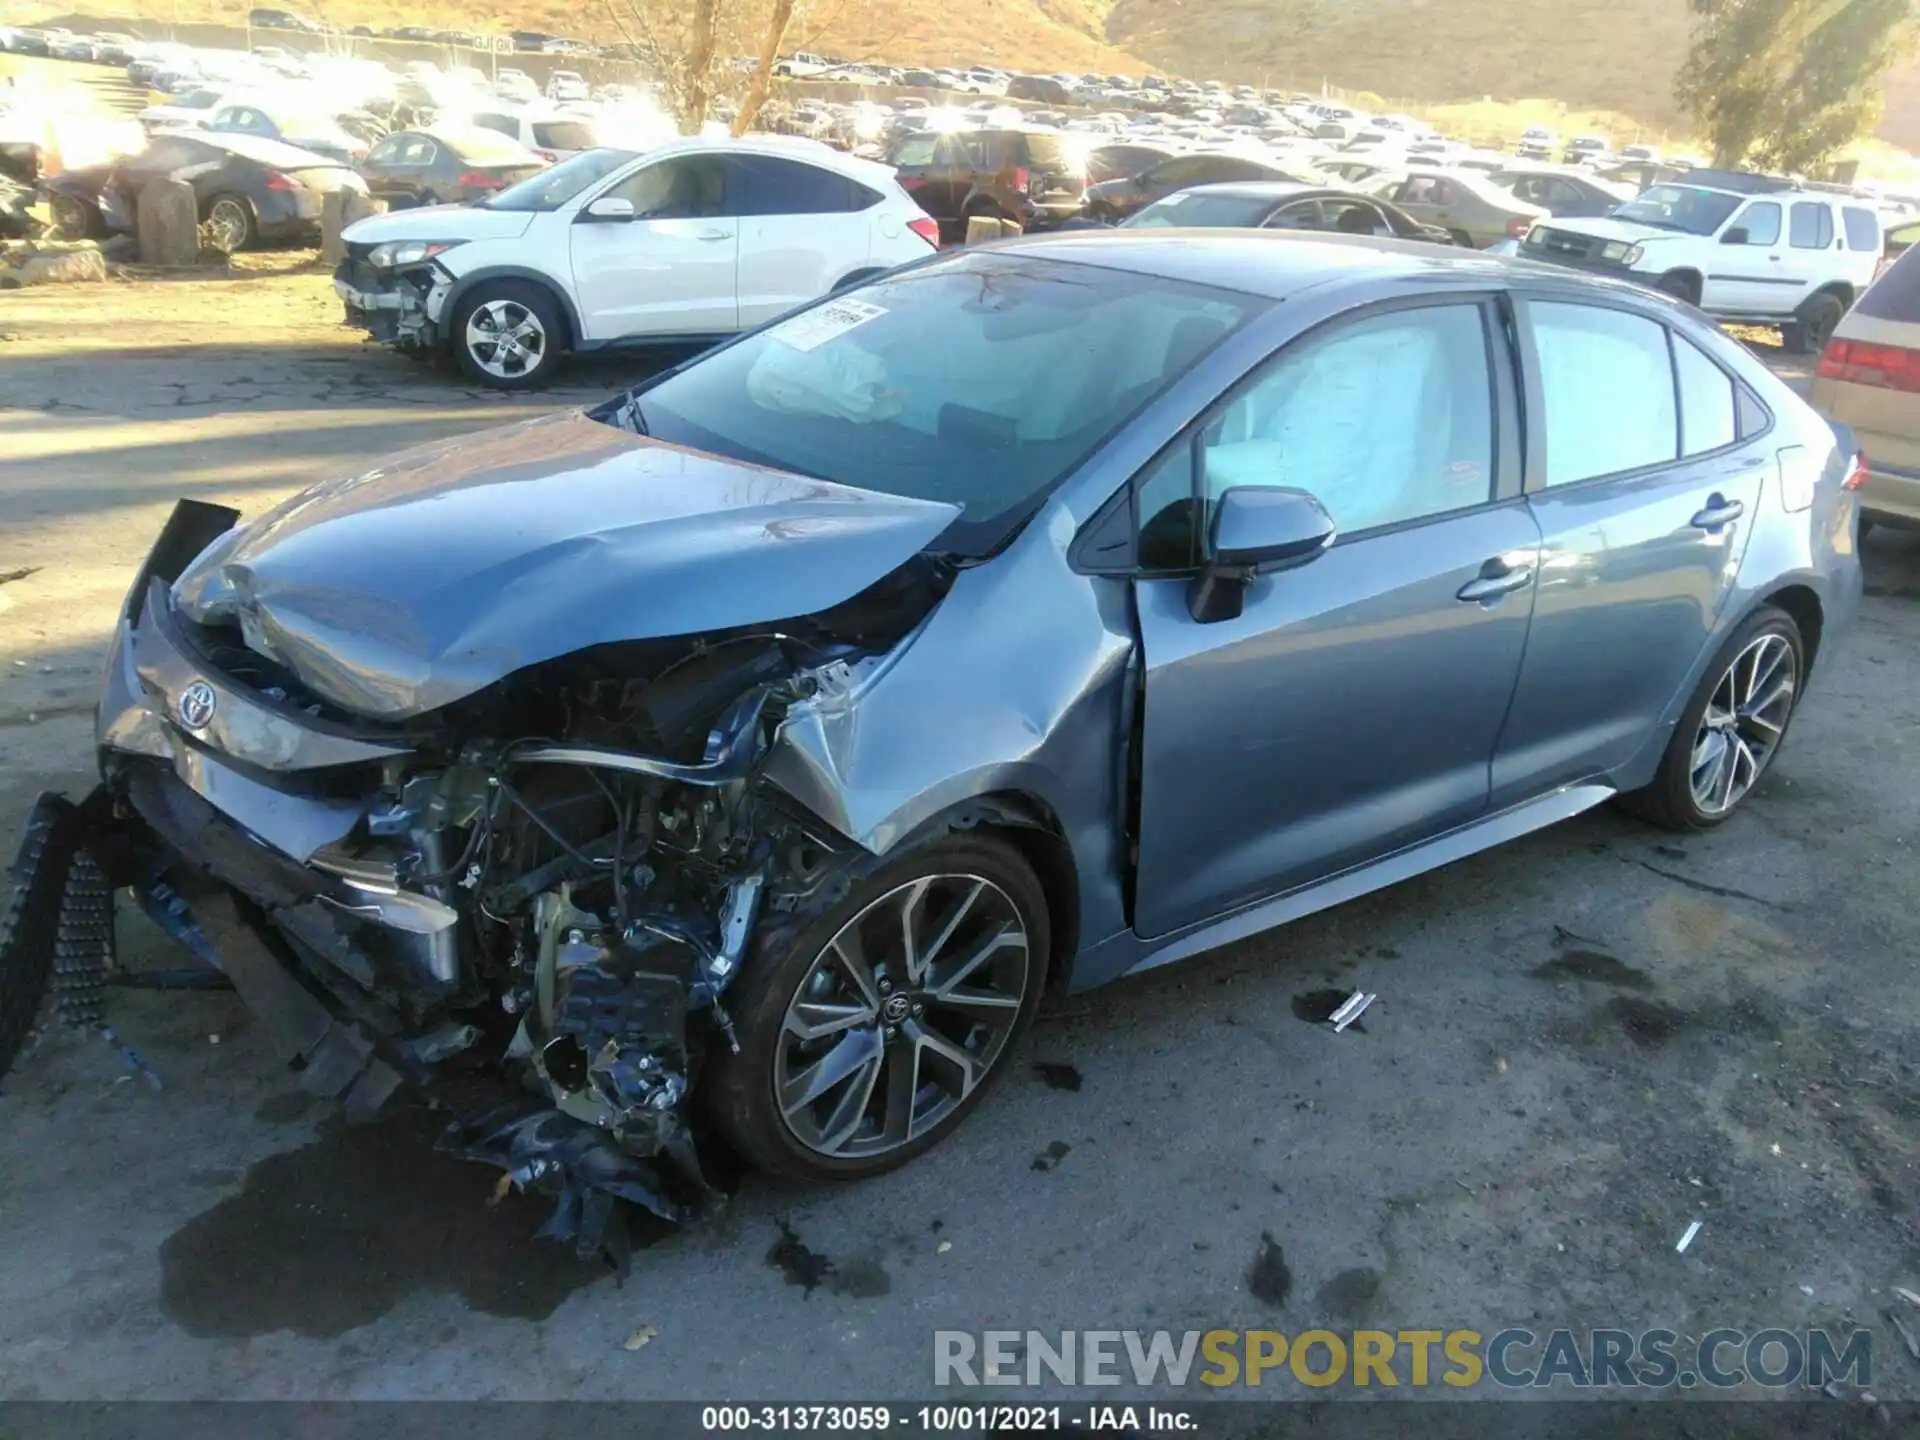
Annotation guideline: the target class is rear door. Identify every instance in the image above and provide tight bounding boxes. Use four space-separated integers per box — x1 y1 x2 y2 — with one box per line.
568 153 738 339
1132 298 1539 936
886 132 945 213
726 155 875 326
1780 199 1837 305
1491 296 1770 800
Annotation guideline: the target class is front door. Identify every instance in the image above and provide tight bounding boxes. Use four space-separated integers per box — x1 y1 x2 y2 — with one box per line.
1132 299 1540 937
569 153 739 340
1705 199 1798 316
1492 297 1768 800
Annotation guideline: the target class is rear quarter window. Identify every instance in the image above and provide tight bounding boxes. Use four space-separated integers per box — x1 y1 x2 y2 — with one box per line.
1842 206 1881 253
1856 241 1920 322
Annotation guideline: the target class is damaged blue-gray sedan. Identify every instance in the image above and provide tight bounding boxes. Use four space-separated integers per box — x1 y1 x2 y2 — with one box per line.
0 233 1866 1255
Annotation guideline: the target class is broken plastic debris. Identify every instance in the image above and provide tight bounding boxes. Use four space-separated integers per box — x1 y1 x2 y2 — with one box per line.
936 1240 953 1254
488 1172 513 1208
623 1324 659 1352
1883 1306 1920 1362
1330 991 1375 1032
1676 1220 1703 1254
1895 1286 1920 1309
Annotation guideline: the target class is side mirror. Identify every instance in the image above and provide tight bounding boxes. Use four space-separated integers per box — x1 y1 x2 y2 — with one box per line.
583 195 635 222
1187 486 1336 624
1721 226 1749 245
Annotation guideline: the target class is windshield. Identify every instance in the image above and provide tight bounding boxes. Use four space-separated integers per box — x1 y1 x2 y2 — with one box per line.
483 147 635 209
1612 184 1739 234
609 252 1262 557
1125 190 1279 229
532 119 596 150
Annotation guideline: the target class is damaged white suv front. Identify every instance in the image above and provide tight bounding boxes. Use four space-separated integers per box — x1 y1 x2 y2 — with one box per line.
333 138 939 389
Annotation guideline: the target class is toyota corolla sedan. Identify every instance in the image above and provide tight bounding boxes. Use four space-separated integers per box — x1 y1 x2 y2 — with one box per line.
2 234 1864 1258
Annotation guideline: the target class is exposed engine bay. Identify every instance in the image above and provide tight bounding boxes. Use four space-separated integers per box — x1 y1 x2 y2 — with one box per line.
0 470 959 1264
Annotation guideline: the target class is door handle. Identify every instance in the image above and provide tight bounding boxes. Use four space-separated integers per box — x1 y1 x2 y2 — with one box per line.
1456 561 1535 603
1690 496 1745 531
695 228 731 241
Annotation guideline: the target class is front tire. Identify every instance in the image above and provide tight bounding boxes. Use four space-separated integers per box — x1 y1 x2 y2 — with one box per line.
707 835 1049 1183
1655 271 1701 305
449 279 565 389
203 193 255 251
1620 605 1804 830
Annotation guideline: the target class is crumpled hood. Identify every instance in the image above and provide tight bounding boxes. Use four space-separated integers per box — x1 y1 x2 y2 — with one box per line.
171 410 961 721
341 202 534 244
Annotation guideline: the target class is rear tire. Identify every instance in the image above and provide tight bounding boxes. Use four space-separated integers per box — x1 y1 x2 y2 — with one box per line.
1783 292 1845 355
706 834 1049 1184
203 193 256 252
47 192 95 240
449 279 565 390
1447 228 1474 248
1619 605 1805 831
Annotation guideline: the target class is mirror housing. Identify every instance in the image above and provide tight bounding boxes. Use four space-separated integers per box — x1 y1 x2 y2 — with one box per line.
1720 226 1749 245
584 195 635 222
1187 486 1336 624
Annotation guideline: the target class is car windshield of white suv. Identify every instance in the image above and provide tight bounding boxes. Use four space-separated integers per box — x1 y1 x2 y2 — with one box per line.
1610 184 1743 235
482 147 636 209
606 251 1262 557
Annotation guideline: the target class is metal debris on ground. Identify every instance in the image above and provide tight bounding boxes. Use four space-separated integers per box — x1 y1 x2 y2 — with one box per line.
1675 1220 1703 1254
1883 1306 1920 1362
1330 990 1376 1032
1895 1286 1920 1309
622 1324 659 1351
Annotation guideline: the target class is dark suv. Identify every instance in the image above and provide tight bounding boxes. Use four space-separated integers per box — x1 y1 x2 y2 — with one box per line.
885 127 1087 240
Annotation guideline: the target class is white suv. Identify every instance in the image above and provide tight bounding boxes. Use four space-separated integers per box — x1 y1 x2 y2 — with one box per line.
334 137 941 388
1520 174 1882 352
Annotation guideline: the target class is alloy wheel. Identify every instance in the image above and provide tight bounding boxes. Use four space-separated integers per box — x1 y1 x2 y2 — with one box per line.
206 198 249 251
774 874 1031 1160
465 299 547 379
1688 631 1797 817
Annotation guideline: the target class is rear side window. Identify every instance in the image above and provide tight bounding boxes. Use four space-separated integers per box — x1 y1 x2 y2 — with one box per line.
1789 201 1833 249
1842 206 1881 252
1530 302 1678 485
724 156 867 215
1856 241 1920 322
532 121 594 149
1672 336 1737 455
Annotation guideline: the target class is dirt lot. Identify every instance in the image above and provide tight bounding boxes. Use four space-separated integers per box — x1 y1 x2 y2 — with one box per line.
2 262 1919 1406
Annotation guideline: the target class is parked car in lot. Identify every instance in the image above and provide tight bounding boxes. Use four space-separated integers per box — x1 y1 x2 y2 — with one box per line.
1520 173 1882 352
248 8 324 31
885 127 1088 239
1811 236 1920 531
1516 125 1555 160
1083 150 1314 222
1376 168 1547 247
461 106 598 161
356 128 548 209
1121 181 1455 244
1085 142 1178 184
202 101 367 164
1486 165 1636 220
12 232 1863 1240
334 137 940 386
42 131 366 249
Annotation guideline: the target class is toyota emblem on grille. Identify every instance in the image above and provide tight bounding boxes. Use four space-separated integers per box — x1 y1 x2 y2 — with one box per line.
177 681 218 731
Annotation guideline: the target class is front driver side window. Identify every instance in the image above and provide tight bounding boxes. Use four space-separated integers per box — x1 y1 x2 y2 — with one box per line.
1197 305 1494 535
1730 201 1780 245
603 156 728 219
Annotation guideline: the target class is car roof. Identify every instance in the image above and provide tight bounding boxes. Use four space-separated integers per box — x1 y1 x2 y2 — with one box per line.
997 229 1542 298
1159 181 1342 202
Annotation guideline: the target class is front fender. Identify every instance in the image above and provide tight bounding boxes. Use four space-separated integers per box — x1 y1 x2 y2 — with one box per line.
762 504 1136 962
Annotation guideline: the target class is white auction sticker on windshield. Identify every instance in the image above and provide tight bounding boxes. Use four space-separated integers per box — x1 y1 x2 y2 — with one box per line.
771 297 888 352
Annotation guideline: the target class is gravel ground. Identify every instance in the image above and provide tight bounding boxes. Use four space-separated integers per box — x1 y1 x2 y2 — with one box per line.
1 263 1918 1408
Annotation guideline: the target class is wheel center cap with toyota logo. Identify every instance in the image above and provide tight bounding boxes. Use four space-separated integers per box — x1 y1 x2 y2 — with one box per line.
882 993 912 1024
177 681 218 731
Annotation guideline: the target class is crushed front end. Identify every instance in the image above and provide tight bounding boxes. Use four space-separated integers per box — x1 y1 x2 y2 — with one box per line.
2 489 949 1261
332 240 449 352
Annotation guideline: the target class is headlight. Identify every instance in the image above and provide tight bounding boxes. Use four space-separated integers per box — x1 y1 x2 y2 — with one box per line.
1600 241 1629 261
1621 243 1643 267
367 240 463 268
